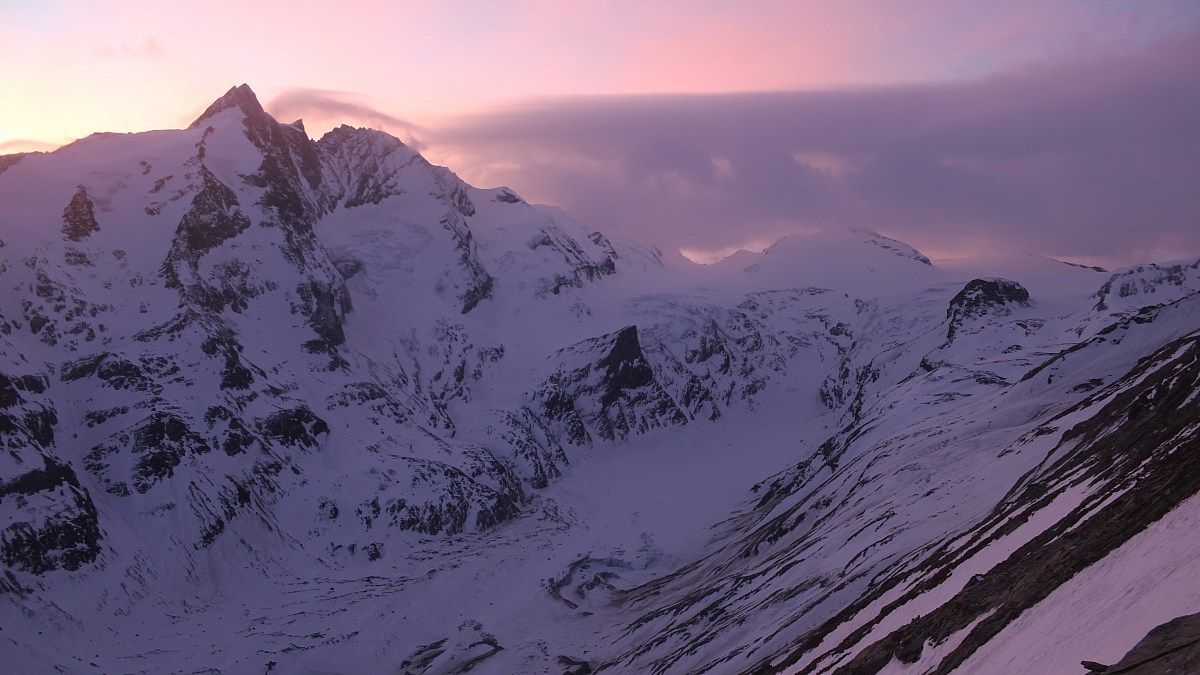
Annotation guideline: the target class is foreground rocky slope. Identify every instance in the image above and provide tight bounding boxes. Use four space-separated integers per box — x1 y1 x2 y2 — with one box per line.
1 86 1198 674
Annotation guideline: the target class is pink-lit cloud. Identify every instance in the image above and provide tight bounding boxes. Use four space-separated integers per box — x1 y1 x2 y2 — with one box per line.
425 31 1200 268
0 139 57 154
267 89 425 148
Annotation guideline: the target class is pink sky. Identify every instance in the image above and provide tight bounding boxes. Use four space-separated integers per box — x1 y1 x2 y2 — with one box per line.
3 1 1199 265
4 0 1194 149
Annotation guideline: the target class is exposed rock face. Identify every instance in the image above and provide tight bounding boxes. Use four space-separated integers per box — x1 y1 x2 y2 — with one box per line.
188 83 268 130
445 216 494 314
534 326 691 445
491 408 569 489
260 406 328 450
1093 259 1200 312
946 277 1031 341
318 125 413 208
318 124 498 314
0 456 102 574
860 229 933 265
61 186 100 241
0 152 31 177
530 225 618 297
494 187 523 204
1087 612 1200 674
352 457 522 537
161 167 253 299
0 370 101 574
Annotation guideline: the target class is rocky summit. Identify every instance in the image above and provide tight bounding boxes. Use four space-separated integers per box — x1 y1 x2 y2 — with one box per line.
1 85 1198 674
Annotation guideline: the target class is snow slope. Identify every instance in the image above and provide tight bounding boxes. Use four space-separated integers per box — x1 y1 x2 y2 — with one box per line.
1 85 1198 675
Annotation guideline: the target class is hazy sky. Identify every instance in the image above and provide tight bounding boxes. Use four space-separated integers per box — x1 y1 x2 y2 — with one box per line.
4 1 1199 266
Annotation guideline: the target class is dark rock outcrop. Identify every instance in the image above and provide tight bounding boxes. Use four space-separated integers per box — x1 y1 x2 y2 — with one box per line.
161 167 253 302
85 411 213 495
946 278 1031 342
317 125 413 208
530 226 618 297
354 458 522 537
495 408 569 489
259 406 329 451
1093 260 1200 312
61 186 100 242
0 370 102 575
1087 612 1200 673
0 152 31 177
188 83 271 131
534 326 691 445
0 456 102 574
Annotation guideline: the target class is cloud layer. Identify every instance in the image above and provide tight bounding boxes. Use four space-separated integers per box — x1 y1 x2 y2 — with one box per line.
426 33 1200 267
268 89 425 148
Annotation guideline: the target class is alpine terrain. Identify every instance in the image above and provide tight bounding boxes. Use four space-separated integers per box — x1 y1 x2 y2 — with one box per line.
1 85 1198 674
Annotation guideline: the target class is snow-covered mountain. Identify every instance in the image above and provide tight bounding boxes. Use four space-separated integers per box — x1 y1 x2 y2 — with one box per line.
1 85 1197 674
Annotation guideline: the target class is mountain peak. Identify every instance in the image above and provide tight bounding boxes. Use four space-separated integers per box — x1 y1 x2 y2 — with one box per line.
188 83 268 129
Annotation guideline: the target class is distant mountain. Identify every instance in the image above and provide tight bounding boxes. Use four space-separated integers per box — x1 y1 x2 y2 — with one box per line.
1 85 1197 674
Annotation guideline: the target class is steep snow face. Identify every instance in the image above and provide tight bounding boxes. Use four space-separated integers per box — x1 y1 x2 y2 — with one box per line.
0 85 676 630
1 85 1199 675
0 85 644 577
705 229 941 298
1092 259 1200 313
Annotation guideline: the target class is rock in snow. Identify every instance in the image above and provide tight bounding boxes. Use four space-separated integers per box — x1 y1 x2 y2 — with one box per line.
1087 611 1200 673
0 85 1198 674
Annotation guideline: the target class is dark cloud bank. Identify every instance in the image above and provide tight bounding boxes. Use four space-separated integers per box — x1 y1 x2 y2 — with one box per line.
427 33 1199 267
